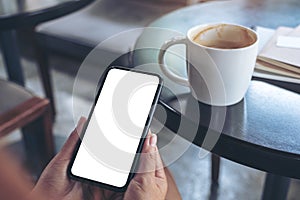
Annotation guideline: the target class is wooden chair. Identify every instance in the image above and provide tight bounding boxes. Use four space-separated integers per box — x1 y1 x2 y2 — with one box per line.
0 79 55 174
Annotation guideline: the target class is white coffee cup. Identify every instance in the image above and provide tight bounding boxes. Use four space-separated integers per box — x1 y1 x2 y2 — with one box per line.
158 23 258 106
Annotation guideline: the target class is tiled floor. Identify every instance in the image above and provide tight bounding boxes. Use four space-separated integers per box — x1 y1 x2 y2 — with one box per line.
0 53 299 199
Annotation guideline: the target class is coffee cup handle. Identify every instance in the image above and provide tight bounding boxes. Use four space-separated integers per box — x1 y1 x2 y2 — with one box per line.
158 36 189 87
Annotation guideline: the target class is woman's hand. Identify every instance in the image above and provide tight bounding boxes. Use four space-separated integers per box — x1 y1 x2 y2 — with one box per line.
30 117 168 200
124 133 167 200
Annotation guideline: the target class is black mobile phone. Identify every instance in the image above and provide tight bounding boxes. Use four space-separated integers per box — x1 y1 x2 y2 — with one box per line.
68 66 163 192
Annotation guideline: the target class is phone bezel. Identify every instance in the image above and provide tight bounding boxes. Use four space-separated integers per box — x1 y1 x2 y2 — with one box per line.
67 66 163 192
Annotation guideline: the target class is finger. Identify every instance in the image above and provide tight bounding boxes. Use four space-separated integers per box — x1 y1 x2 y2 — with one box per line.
135 132 157 175
151 134 166 180
75 117 87 137
55 117 86 160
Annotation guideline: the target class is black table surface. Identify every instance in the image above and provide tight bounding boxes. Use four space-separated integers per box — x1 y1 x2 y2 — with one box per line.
0 0 94 30
133 0 300 179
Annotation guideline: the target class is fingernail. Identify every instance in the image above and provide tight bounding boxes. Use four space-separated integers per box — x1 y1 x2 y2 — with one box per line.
150 134 157 146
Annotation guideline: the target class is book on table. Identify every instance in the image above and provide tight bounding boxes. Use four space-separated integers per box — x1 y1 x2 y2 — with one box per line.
253 25 300 84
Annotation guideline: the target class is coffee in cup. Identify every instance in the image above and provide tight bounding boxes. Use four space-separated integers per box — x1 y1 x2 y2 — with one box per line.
192 24 256 49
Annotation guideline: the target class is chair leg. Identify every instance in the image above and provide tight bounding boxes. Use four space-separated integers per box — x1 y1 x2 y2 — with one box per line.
31 31 56 119
211 153 221 184
0 30 25 86
21 107 55 175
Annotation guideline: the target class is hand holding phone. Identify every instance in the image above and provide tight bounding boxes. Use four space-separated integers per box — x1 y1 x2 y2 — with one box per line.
68 66 163 191
30 118 168 200
123 133 167 200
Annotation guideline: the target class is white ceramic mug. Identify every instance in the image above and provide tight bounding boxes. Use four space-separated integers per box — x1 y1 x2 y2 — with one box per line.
158 23 258 106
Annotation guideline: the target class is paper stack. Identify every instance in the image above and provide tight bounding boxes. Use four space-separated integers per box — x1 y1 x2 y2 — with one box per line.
253 25 300 84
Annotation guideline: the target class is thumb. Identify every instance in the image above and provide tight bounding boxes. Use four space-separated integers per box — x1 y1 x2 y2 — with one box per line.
135 132 158 175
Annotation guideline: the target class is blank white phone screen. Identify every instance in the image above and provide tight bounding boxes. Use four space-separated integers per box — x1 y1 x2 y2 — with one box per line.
71 68 160 188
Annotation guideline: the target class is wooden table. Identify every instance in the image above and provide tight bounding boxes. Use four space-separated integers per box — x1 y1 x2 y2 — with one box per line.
133 0 300 199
